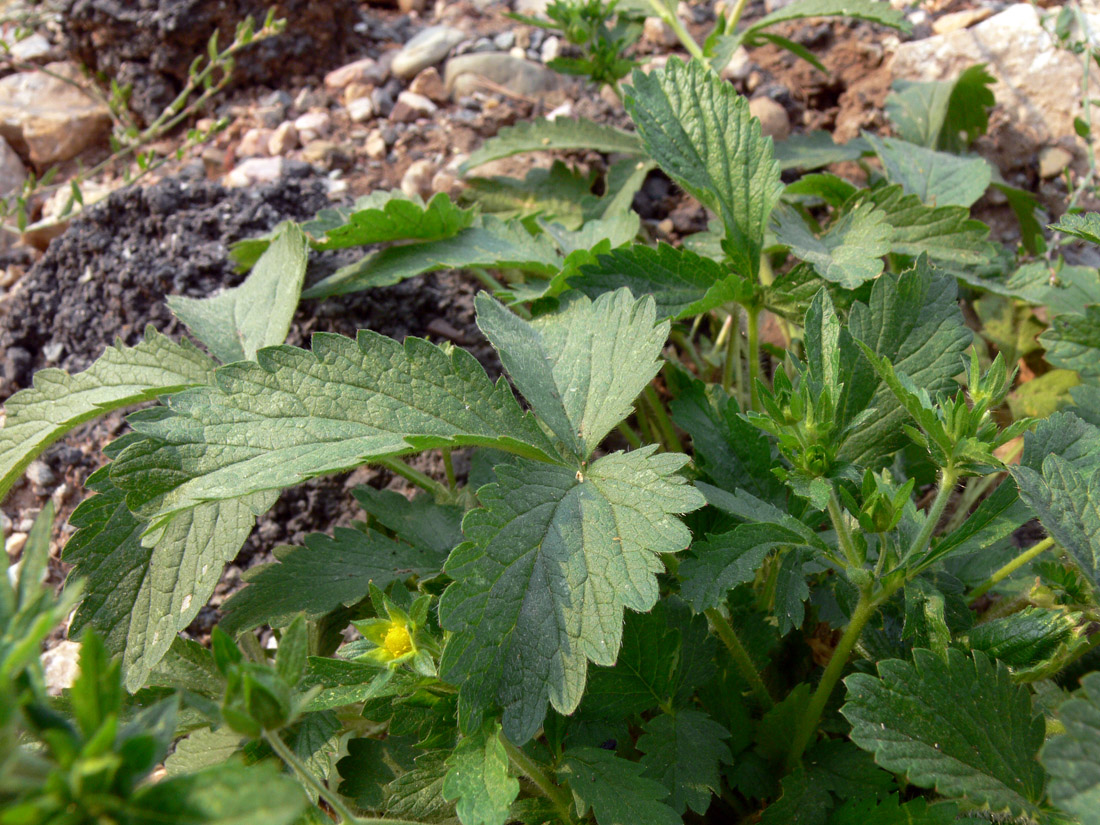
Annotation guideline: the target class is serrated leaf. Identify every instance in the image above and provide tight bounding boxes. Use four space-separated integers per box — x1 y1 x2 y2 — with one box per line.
570 242 753 320
1041 671 1100 823
460 118 643 174
337 736 417 810
828 795 958 825
773 132 869 171
475 289 666 458
167 225 308 364
131 762 307 825
107 330 559 529
0 326 215 502
864 133 991 208
1041 306 1100 384
638 709 731 814
774 202 892 288
439 447 704 743
862 185 996 268
842 648 1046 818
836 260 973 468
464 162 592 226
966 607 1078 668
353 486 465 554
625 57 783 279
309 190 475 250
164 726 244 776
740 0 907 40
442 720 519 825
759 769 833 825
286 711 342 796
302 216 563 300
1051 212 1100 245
385 750 458 823
557 746 681 825
886 79 955 149
1002 262 1100 316
941 64 995 150
63 469 269 690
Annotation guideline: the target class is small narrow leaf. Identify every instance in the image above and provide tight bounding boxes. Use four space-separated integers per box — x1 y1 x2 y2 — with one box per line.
443 720 519 825
460 118 643 174
557 747 681 825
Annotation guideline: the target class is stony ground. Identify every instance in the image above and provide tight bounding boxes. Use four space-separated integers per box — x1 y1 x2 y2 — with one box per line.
0 0 1095 664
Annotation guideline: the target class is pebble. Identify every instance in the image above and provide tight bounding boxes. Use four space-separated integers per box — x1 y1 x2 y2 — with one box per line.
42 641 82 696
371 86 395 117
720 46 753 82
16 515 36 533
401 159 435 199
391 91 437 123
294 111 332 142
444 52 562 98
932 7 992 35
643 17 678 47
494 31 516 50
324 57 386 90
5 532 27 558
254 104 285 128
409 67 448 103
237 127 273 157
1039 145 1074 178
10 33 54 61
348 96 376 123
365 129 388 160
224 157 285 188
749 96 790 140
268 121 298 155
42 342 64 363
541 35 561 64
392 25 466 79
26 460 55 487
302 140 343 168
344 82 373 103
0 136 26 197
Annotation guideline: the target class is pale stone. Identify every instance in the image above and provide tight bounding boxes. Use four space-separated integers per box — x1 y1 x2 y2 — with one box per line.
268 121 299 155
444 53 562 98
324 57 385 90
720 46 753 82
1039 145 1075 178
397 91 437 115
224 157 285 188
42 641 82 696
23 178 116 249
26 460 55 486
643 16 678 47
237 127 273 158
365 129 388 160
0 63 111 166
932 7 993 34
302 140 339 167
5 531 26 557
409 67 448 102
294 111 332 142
892 4 1100 144
749 96 790 140
392 26 466 79
0 135 26 196
515 0 548 13
344 82 373 103
401 159 435 199
347 96 376 123
541 35 561 64
9 33 53 61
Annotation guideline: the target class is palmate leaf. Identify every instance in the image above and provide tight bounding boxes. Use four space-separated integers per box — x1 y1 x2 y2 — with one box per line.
63 466 269 691
309 190 476 250
864 134 991 208
475 289 667 459
1041 306 1100 384
107 329 559 530
773 202 892 288
439 448 704 743
570 242 753 320
353 486 465 554
1042 671 1100 824
302 216 563 299
557 746 681 825
0 326 215 501
442 720 519 825
625 57 783 279
842 648 1046 818
638 709 732 814
167 225 308 364
459 118 643 174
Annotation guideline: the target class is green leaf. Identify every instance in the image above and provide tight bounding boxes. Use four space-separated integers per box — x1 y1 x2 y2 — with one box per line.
475 289 667 459
464 162 593 226
1051 212 1100 245
1041 306 1100 384
443 720 519 825
165 726 244 776
837 260 973 468
862 185 996 269
941 64 995 151
108 331 559 529
773 132 869 171
773 202 892 288
384 750 457 823
439 448 704 743
828 795 958 825
740 0 907 41
309 190 475 250
220 527 449 634
167 225 308 364
64 469 269 690
842 648 1046 818
301 216 563 300
353 486 465 554
337 736 416 810
864 133 991 208
966 607 1079 668
625 57 783 279
1002 262 1100 316
557 746 681 825
759 769 832 825
571 242 753 321
1041 671 1100 824
131 762 308 825
460 118 643 174
638 709 731 814
886 79 955 148
286 711 342 796
0 326 215 502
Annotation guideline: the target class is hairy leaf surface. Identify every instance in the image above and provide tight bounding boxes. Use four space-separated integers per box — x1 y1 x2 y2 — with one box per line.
862 185 996 268
1041 671 1100 824
1051 212 1100 245
557 747 681 825
1041 306 1100 384
638 709 732 814
460 118 643 174
309 190 475 250
864 134 991 208
131 763 307 825
773 202 892 288
442 720 519 825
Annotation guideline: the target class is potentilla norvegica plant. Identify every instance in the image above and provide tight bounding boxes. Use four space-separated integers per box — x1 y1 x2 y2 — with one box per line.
6 39 1100 825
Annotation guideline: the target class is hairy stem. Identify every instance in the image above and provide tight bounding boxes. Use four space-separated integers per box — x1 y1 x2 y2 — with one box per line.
616 421 644 449
902 467 957 565
646 0 705 60
441 448 457 491
643 384 684 453
970 537 1056 601
827 490 860 568
377 458 450 499
942 470 1002 534
722 0 753 41
746 306 761 411
705 607 775 709
501 736 575 825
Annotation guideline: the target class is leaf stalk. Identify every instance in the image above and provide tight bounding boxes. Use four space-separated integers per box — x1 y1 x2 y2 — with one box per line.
500 735 576 825
970 536 1056 601
705 607 775 709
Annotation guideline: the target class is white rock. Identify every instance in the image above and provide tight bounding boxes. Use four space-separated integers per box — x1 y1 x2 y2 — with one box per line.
749 96 790 140
397 91 437 115
541 35 560 64
237 127 273 158
0 135 26 196
0 511 10 539
515 0 549 13
720 46 753 82
366 129 388 160
0 62 111 166
892 4 1100 143
409 67 448 103
324 57 385 90
444 53 562 98
5 531 27 558
294 111 332 142
42 641 82 696
1039 145 1074 178
545 102 574 121
392 26 466 79
224 157 285 188
9 33 53 61
643 16 678 47
401 159 435 199
268 121 299 155
347 96 376 123
26 460 55 486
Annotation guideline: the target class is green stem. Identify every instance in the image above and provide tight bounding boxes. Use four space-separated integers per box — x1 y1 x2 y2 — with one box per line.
942 471 1002 535
642 385 683 453
646 0 705 60
970 537 1056 601
705 607 775 709
501 736 575 825
616 421 644 449
441 448 457 491
723 0 753 38
746 306 761 411
902 467 957 565
670 329 707 376
827 490 860 568
377 458 449 499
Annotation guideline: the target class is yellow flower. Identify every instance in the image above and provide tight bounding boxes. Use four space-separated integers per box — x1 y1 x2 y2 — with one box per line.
383 623 413 658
